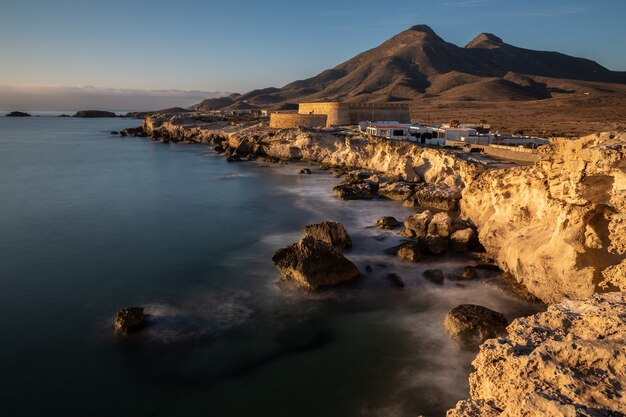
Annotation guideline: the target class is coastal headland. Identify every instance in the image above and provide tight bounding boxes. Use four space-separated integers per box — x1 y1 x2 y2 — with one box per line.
121 111 626 416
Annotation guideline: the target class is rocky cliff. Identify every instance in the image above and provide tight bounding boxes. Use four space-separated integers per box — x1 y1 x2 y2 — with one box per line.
447 292 626 417
462 132 626 304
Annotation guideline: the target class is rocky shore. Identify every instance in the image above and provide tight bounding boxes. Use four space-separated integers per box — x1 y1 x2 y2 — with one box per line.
122 114 626 416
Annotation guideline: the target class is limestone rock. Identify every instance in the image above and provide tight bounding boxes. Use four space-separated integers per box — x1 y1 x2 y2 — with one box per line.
447 293 626 417
422 235 447 254
398 228 415 238
405 183 462 211
444 304 508 350
427 212 453 238
404 210 432 238
423 269 444 285
378 181 415 201
333 180 378 200
376 216 402 229
450 228 477 252
272 236 360 289
114 307 145 334
447 266 478 281
396 241 421 262
302 221 352 251
461 132 626 303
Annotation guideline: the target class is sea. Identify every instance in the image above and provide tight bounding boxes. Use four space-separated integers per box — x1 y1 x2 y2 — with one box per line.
0 114 543 417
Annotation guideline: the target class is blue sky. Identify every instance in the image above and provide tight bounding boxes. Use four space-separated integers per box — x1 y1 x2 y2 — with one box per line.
1 0 625 109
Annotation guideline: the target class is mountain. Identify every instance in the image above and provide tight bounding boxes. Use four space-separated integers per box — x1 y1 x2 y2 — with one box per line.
195 25 626 110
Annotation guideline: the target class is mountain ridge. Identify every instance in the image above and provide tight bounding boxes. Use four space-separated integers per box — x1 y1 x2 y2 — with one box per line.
194 25 626 111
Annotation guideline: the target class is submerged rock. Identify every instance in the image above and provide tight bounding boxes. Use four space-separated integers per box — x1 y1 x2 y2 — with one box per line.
299 168 312 174
447 293 626 417
447 266 478 281
396 241 421 263
444 304 508 350
385 273 406 288
114 307 145 334
376 216 402 229
302 221 352 251
272 236 360 289
423 269 444 285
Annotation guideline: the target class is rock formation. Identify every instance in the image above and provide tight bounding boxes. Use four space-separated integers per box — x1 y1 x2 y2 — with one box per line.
114 307 145 334
75 110 117 118
5 111 31 117
447 292 626 417
272 236 360 289
462 132 626 303
376 216 402 229
302 221 352 251
444 304 508 350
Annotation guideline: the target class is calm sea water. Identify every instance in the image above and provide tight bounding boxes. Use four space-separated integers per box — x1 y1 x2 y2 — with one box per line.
0 117 542 417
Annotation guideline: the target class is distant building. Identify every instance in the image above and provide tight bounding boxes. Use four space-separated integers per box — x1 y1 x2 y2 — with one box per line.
366 124 411 140
298 102 411 127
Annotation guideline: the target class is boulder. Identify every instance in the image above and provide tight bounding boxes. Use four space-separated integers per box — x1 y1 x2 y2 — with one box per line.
272 236 360 289
226 154 241 162
114 307 145 334
398 228 415 238
422 235 447 254
396 241 421 262
427 212 453 238
332 180 378 200
299 168 312 174
450 228 477 252
376 216 402 229
448 266 479 281
385 273 406 288
378 181 415 201
404 210 432 238
444 304 508 350
423 269 445 285
302 221 352 251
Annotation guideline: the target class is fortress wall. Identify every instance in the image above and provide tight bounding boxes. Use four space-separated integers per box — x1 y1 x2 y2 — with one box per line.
269 113 327 129
298 102 350 126
348 103 411 124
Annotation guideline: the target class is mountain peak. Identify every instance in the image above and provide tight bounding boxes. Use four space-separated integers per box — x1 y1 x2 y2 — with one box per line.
466 33 504 49
409 24 435 34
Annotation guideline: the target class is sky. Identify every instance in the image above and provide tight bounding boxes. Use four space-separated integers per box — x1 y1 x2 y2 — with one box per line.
1 0 625 110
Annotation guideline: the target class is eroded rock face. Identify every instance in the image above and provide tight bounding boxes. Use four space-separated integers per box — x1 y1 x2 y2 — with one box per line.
447 292 626 417
302 221 352 251
428 212 453 238
405 182 462 211
462 132 626 303
450 228 477 252
378 181 416 201
404 210 433 238
444 304 508 350
114 307 145 334
272 236 360 289
333 180 378 200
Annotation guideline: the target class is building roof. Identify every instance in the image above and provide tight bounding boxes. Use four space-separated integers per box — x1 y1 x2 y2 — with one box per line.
368 125 409 129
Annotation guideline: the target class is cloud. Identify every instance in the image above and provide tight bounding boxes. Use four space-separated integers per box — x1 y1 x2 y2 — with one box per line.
0 85 231 111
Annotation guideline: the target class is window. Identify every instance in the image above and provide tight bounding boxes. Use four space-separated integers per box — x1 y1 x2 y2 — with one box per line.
393 129 404 137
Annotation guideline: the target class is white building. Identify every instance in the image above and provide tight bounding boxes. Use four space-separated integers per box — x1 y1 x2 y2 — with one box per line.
366 124 411 140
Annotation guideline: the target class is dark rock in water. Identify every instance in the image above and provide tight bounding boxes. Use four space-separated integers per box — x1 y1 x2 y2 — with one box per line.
226 155 241 162
119 130 127 137
122 127 146 137
272 236 360 289
332 180 378 200
302 221 352 251
396 241 421 263
444 304 508 350
110 131 119 135
6 111 31 117
385 273 406 288
214 144 225 153
447 266 478 281
423 269 444 285
365 264 373 273
299 168 312 174
75 110 117 118
58 114 71 117
421 235 447 254
376 216 402 229
115 307 145 334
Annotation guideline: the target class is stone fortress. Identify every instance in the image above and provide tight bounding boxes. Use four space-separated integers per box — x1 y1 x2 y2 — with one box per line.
269 102 411 128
